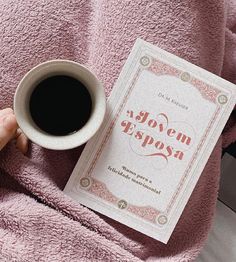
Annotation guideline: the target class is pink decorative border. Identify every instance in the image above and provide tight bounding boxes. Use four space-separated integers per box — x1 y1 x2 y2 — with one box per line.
81 56 222 224
87 178 160 223
149 59 180 78
190 78 220 103
149 59 221 103
166 105 221 213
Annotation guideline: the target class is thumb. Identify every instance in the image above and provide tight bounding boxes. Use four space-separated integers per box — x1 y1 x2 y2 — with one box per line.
0 114 18 151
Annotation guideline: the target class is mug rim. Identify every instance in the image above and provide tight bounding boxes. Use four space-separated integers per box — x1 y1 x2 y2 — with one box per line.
14 59 106 150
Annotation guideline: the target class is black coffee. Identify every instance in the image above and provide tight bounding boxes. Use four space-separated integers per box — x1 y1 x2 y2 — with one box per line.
29 75 92 136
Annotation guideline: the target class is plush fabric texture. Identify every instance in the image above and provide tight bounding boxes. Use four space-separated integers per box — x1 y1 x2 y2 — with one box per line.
0 0 235 261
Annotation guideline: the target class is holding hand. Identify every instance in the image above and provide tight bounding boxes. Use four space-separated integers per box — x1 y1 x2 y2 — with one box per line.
0 108 28 153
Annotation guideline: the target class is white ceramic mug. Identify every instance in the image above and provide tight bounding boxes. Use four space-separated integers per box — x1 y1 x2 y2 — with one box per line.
14 60 106 150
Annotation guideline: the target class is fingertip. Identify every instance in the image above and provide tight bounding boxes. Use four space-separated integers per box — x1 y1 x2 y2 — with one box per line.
3 114 18 131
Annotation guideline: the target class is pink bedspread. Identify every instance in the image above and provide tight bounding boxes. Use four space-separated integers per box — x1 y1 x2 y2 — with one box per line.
0 0 235 261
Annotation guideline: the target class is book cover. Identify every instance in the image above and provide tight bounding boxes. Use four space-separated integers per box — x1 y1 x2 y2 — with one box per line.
64 39 236 243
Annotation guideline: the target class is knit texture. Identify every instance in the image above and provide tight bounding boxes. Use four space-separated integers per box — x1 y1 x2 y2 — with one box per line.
0 0 235 261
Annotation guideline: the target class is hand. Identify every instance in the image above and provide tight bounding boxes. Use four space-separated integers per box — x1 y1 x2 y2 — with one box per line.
0 108 28 153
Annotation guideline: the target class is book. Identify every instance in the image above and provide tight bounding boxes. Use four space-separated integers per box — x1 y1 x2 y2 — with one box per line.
64 39 236 244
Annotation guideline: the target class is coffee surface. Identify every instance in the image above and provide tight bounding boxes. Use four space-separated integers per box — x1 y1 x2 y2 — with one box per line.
29 75 92 136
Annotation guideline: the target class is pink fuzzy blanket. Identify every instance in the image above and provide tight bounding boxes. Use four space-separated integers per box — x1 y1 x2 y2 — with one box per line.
0 0 235 261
